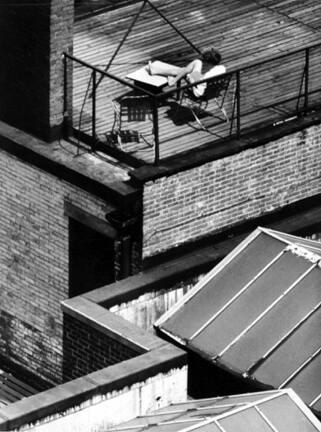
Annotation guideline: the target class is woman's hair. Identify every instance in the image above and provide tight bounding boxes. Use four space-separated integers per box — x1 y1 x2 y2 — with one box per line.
202 48 222 65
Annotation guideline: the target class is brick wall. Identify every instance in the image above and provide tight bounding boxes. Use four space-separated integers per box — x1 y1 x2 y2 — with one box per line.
0 0 73 141
63 314 140 381
143 124 321 257
0 149 110 383
50 0 74 135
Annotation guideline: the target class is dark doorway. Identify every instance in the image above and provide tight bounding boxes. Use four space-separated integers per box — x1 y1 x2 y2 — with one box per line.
69 219 116 297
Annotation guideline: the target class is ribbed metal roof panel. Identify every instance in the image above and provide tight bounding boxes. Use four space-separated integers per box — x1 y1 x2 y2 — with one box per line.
156 228 321 412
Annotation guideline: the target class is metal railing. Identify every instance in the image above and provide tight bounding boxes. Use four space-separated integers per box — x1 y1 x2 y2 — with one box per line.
63 42 321 166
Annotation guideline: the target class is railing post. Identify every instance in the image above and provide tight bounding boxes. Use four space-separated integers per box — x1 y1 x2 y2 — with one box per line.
92 70 97 140
304 47 310 114
152 97 160 165
63 54 67 115
236 70 241 139
63 53 69 139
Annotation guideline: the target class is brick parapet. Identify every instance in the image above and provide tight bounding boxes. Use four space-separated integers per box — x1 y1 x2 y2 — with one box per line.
62 297 163 352
141 123 321 258
63 314 140 381
61 295 168 380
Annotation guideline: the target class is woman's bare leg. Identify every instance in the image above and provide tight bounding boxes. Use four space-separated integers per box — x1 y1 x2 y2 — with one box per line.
147 60 182 77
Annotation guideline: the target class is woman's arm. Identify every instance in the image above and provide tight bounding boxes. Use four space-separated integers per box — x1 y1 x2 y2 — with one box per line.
171 59 202 85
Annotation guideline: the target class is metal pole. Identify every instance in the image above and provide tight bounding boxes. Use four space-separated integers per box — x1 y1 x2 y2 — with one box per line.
92 70 96 139
63 54 68 139
63 54 67 115
95 0 148 91
236 71 241 139
146 0 201 55
152 98 160 165
304 47 310 114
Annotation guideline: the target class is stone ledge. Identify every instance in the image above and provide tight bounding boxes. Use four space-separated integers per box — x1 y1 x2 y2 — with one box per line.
84 194 321 307
0 120 139 208
62 296 164 352
130 110 321 183
0 344 186 431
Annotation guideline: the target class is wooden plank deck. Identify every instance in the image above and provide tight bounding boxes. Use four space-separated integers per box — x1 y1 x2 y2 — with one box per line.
0 370 38 407
73 0 321 165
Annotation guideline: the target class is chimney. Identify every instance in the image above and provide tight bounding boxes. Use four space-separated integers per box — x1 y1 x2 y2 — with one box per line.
0 0 74 141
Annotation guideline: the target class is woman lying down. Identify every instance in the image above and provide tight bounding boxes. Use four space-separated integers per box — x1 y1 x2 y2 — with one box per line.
146 48 226 97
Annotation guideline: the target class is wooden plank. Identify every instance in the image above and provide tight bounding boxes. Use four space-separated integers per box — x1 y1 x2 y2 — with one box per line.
0 373 37 397
0 383 21 403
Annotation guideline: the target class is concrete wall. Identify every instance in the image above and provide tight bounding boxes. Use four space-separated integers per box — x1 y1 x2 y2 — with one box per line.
110 277 202 332
0 148 110 383
142 124 321 257
0 342 187 431
22 367 187 432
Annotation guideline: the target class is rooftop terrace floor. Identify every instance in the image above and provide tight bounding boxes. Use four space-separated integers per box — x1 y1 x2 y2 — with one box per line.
73 0 321 165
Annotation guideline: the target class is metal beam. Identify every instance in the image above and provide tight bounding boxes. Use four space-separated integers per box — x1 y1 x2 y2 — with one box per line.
254 406 278 432
246 299 321 376
279 346 321 388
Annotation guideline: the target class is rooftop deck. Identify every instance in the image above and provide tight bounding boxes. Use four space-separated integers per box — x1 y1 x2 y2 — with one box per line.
72 0 321 166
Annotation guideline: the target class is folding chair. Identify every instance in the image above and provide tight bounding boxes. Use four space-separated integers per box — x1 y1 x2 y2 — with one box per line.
178 73 231 133
109 92 153 149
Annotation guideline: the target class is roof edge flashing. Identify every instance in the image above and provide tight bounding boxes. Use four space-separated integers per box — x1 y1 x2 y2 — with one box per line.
154 228 262 328
156 327 187 347
286 243 321 264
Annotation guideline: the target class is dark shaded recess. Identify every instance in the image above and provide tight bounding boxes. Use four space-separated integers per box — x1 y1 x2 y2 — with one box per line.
69 219 116 297
0 0 50 139
0 353 53 393
187 352 269 399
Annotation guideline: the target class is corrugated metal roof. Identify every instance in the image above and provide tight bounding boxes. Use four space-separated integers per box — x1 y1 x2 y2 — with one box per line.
106 389 321 432
155 227 321 414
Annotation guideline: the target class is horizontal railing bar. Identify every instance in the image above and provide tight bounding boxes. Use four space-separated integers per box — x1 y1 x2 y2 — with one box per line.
159 70 321 103
232 90 321 119
158 42 321 99
64 53 155 97
156 73 233 100
238 41 321 74
66 40 321 102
